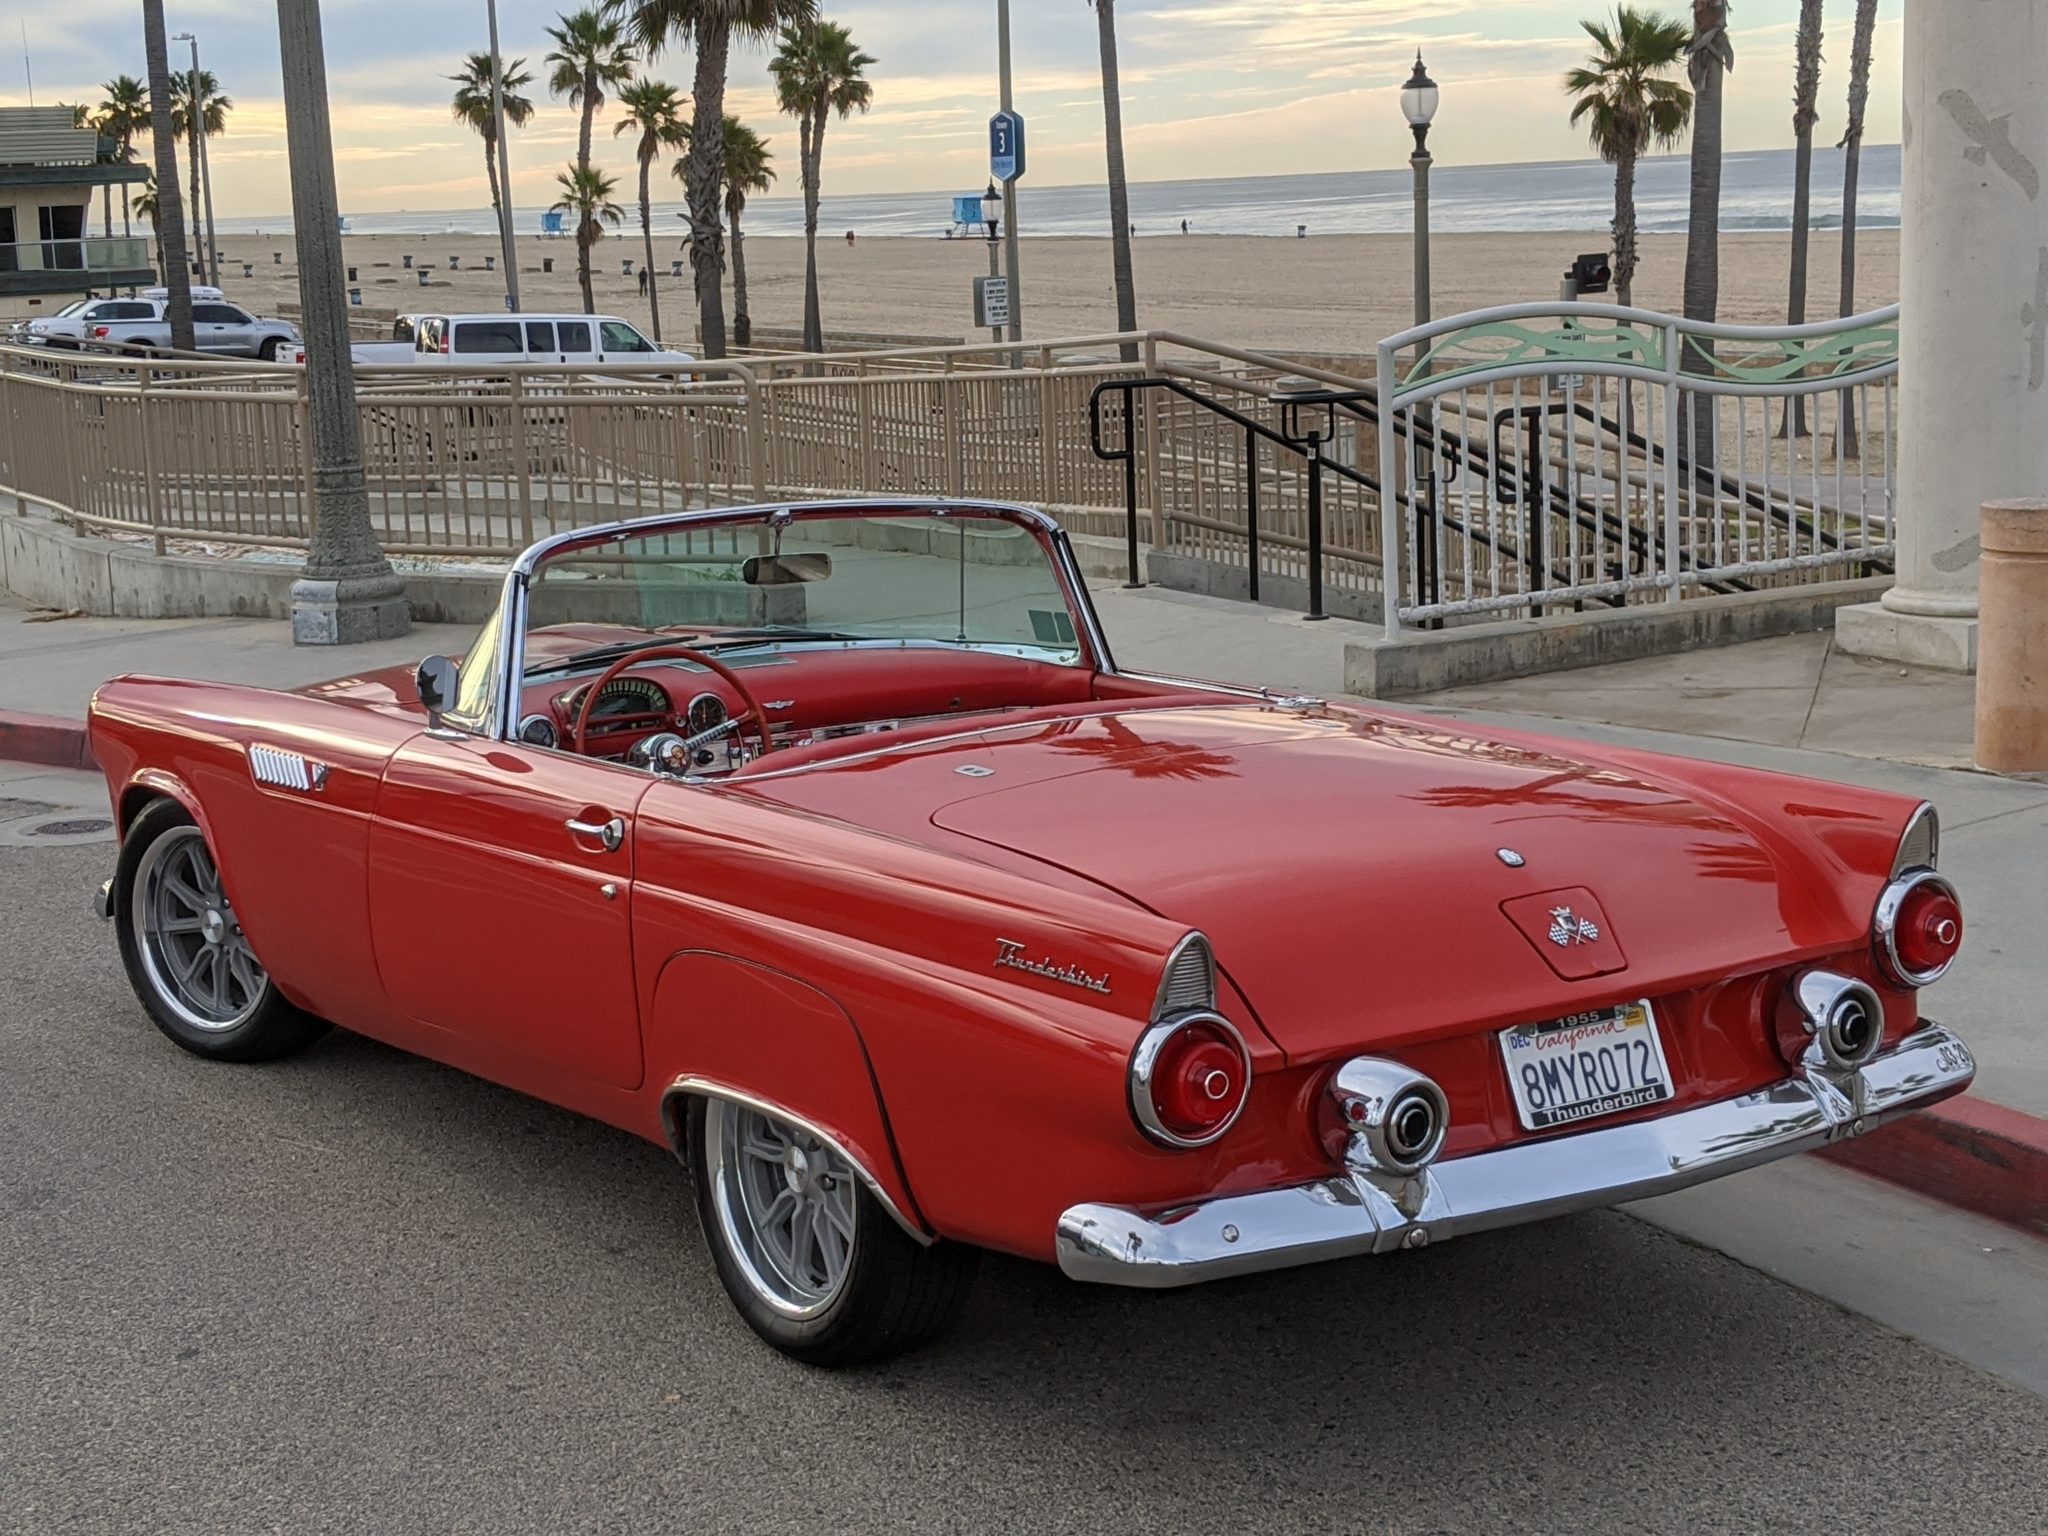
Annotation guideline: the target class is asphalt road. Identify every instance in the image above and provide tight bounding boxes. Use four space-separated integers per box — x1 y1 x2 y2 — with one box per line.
5 839 2048 1536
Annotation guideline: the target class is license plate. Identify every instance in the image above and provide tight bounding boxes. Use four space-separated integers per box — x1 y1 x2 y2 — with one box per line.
1500 1001 1675 1132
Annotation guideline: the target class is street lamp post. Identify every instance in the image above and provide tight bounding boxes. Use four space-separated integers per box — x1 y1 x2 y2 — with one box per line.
486 0 520 312
1399 51 1441 622
1400 51 1439 332
276 0 408 645
995 0 1023 344
981 181 1004 345
172 32 219 287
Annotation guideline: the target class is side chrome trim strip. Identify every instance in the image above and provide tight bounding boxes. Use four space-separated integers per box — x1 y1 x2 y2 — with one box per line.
659 1075 933 1245
1056 1023 1975 1289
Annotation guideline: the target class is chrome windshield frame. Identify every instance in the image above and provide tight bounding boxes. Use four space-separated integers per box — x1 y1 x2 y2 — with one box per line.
490 499 1118 744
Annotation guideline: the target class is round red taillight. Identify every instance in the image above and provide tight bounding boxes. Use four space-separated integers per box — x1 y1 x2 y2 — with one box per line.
1130 1015 1250 1148
1877 872 1963 986
1895 883 1963 976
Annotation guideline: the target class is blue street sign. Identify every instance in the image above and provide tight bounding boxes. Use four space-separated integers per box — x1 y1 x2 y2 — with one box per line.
989 109 1026 183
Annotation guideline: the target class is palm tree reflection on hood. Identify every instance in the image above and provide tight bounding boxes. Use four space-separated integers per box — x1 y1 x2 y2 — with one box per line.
1035 715 1238 782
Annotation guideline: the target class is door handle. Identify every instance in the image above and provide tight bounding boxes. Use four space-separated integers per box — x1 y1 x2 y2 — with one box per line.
566 815 626 853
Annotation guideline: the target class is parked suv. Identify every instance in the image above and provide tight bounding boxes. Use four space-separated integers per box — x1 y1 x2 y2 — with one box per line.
17 287 300 360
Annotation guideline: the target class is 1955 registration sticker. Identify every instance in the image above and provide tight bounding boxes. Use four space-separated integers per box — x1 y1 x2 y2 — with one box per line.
1499 1001 1675 1132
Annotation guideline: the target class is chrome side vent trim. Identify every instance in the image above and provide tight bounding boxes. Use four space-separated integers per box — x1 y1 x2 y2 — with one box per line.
1892 802 1939 876
1154 932 1215 1019
249 745 326 793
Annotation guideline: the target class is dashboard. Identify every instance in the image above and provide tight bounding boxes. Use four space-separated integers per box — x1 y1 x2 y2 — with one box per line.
509 645 1105 776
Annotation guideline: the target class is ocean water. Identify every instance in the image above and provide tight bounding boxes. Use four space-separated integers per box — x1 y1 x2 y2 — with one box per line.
215 144 1899 242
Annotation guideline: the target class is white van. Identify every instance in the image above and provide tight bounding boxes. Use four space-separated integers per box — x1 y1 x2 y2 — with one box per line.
296 313 693 369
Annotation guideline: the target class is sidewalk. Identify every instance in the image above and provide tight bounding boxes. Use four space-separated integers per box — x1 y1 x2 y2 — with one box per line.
3 581 2040 1232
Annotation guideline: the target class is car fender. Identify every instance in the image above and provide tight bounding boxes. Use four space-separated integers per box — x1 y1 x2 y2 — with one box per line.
114 765 214 843
645 950 930 1239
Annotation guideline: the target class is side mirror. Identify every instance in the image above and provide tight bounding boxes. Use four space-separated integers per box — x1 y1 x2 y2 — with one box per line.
415 655 460 725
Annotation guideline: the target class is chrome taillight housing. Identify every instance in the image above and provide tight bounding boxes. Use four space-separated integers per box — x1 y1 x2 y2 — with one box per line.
1129 1012 1251 1148
1875 870 1963 987
1874 803 1962 988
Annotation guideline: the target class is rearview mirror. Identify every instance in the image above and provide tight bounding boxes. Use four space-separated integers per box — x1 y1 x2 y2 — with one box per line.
742 552 833 586
415 655 460 725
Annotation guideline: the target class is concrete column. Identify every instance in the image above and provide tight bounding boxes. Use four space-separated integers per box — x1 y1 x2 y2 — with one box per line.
1975 499 2048 773
1836 0 2048 672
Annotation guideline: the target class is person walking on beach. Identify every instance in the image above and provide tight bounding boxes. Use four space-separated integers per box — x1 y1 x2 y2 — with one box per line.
1180 218 1188 234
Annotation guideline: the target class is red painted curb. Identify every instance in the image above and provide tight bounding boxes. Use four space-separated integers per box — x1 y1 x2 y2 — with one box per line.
1817 1094 2048 1238
0 710 95 772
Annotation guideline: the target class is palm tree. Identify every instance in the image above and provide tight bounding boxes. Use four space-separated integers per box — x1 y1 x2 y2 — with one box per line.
97 76 150 238
1837 0 1877 318
546 9 637 173
1779 0 1823 435
1089 0 1139 360
551 162 625 312
167 69 229 281
1562 7 1692 307
770 18 874 353
614 78 689 342
132 172 161 269
675 115 776 346
605 0 819 359
1834 0 1878 454
1681 0 1732 466
140 0 193 350
449 52 536 219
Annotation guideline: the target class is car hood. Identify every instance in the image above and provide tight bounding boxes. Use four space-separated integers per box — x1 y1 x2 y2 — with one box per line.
858 704 1903 1062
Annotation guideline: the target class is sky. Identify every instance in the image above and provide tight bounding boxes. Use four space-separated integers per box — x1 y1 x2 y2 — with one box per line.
5 0 1905 219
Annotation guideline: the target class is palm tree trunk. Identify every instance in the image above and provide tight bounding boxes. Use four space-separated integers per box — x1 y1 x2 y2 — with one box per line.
579 72 596 176
801 112 823 354
1681 4 1729 472
686 25 732 358
640 154 660 343
121 136 133 236
1835 0 1877 455
1095 0 1139 362
1613 148 1639 307
188 119 203 284
484 136 501 215
142 1 194 351
101 185 113 241
731 210 751 348
1780 0 1822 436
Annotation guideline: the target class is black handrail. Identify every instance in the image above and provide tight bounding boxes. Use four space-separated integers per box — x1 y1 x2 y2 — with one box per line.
1088 375 1378 620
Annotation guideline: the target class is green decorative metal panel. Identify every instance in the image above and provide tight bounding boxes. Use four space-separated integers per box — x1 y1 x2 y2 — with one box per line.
1677 322 1899 383
1398 320 1665 395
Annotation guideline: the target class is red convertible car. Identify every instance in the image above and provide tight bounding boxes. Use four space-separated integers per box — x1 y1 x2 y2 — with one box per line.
88 499 1974 1365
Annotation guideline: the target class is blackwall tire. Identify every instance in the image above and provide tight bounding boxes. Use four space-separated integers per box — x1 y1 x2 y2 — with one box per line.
687 1095 976 1367
113 799 330 1063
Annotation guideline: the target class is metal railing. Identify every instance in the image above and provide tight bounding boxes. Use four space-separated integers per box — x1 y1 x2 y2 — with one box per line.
0 236 153 276
1374 303 1898 638
0 306 1900 645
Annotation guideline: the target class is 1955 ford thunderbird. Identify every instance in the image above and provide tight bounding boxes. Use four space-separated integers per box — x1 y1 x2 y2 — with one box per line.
88 499 1975 1365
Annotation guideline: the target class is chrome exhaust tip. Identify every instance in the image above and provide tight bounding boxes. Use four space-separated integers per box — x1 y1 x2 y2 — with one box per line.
1331 1057 1450 1176
1792 969 1886 1072
92 878 114 922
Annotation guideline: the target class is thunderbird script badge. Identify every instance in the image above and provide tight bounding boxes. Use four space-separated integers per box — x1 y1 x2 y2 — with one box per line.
994 938 1112 995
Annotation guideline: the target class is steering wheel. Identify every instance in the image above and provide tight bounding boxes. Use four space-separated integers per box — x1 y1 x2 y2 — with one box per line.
569 645 774 763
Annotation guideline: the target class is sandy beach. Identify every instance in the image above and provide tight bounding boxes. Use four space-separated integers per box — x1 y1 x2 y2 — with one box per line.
206 227 1897 358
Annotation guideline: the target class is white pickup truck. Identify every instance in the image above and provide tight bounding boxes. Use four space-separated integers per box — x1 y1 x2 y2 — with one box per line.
296 312 694 369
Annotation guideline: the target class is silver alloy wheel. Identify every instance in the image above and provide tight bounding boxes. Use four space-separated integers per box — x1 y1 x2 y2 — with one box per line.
705 1098 860 1319
131 825 267 1033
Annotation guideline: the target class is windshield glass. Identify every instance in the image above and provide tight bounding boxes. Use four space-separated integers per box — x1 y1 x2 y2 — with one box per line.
520 509 1084 671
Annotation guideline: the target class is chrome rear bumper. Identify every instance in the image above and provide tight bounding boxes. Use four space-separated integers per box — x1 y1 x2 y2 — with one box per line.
1056 1022 1974 1288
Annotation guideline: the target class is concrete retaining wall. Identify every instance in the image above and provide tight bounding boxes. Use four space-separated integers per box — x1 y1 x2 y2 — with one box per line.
1146 549 1384 625
1345 577 1893 697
0 503 503 625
